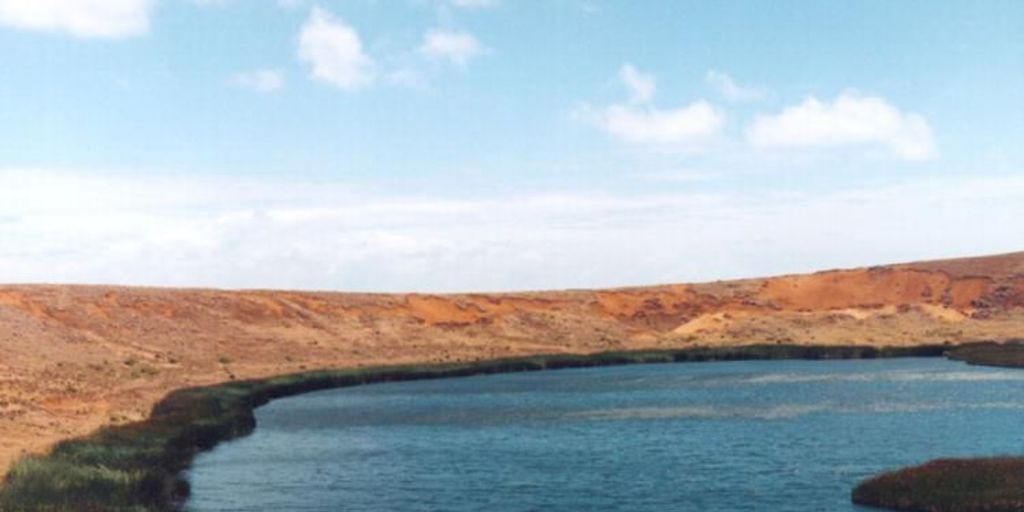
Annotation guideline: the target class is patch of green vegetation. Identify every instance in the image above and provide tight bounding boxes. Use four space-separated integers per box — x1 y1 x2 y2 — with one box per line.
852 457 1024 512
948 340 1024 369
0 344 949 511
1 457 151 512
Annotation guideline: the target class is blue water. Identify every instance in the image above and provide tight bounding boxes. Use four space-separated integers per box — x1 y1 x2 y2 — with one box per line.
186 358 1024 511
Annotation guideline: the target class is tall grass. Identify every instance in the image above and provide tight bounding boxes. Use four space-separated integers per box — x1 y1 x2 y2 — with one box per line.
0 344 948 511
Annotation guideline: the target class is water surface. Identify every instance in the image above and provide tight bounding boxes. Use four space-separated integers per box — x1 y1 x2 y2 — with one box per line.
187 358 1024 511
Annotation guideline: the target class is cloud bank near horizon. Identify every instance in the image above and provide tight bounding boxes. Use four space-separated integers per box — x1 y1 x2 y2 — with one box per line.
1 170 1020 292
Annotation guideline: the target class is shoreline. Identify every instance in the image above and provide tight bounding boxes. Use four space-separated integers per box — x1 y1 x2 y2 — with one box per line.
0 343 948 511
1 252 1021 502
851 341 1024 512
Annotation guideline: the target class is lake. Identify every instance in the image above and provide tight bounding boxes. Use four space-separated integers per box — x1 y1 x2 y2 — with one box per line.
186 358 1024 511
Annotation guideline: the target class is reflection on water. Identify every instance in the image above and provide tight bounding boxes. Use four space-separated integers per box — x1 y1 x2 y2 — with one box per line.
187 358 1024 512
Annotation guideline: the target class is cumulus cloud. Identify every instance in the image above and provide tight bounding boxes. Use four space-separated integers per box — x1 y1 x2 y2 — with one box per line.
0 0 153 39
705 70 766 102
229 69 285 93
746 91 937 160
298 7 375 90
4 169 1016 292
418 29 486 66
581 64 724 148
586 101 724 146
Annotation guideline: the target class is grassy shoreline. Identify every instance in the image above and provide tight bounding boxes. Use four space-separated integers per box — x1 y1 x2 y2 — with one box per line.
947 341 1024 369
0 343 950 511
851 341 1024 512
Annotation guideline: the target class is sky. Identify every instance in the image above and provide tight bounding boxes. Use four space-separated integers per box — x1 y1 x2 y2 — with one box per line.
0 0 1022 292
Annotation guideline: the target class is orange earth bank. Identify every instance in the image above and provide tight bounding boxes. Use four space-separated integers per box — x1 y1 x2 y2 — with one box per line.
1 252 1024 477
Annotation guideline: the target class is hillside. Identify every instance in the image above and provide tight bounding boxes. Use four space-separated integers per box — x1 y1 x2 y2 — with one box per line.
2 251 1024 476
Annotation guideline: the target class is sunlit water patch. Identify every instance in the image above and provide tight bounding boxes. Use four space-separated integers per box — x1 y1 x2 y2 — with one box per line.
186 358 1024 511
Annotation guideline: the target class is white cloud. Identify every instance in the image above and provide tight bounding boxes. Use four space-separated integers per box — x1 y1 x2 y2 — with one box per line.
419 29 485 67
619 64 655 104
1 169 1021 292
586 102 724 146
746 91 937 161
581 64 724 148
298 7 375 90
0 0 153 39
705 70 766 102
229 69 285 93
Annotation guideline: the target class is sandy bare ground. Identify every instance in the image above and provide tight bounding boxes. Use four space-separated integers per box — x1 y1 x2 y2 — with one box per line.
2 251 1023 477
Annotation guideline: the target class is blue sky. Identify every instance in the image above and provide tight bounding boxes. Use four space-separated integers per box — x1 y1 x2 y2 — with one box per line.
0 0 1022 291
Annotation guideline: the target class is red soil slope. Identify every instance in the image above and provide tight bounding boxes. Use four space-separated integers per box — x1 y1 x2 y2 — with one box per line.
2 251 1023 476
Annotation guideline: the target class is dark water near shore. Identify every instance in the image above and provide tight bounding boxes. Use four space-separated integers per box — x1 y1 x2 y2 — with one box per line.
186 358 1024 511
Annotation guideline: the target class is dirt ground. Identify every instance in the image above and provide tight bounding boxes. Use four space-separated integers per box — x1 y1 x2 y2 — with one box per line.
2 251 1023 477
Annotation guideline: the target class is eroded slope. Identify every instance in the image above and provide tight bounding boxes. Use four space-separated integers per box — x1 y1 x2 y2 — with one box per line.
2 251 1023 476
